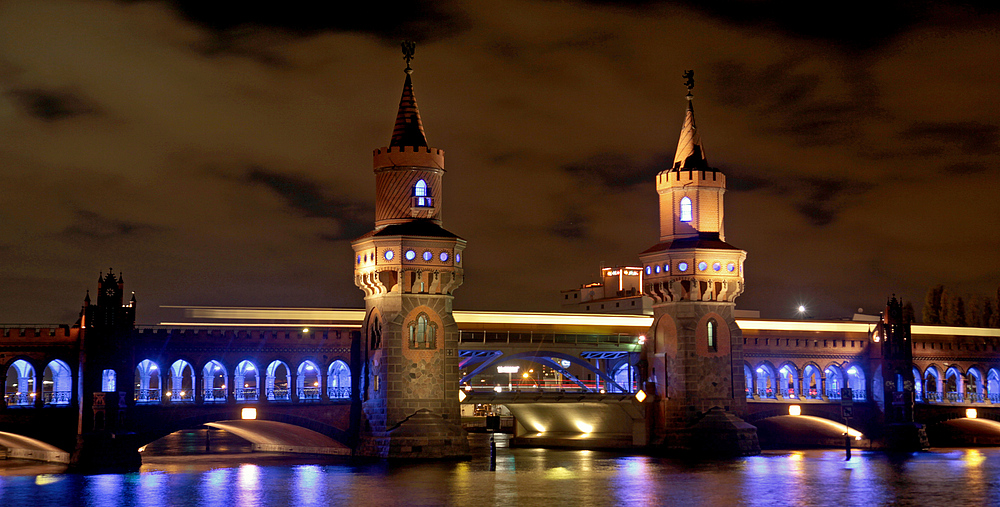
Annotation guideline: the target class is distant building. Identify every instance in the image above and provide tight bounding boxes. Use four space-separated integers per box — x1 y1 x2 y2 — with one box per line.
560 266 652 315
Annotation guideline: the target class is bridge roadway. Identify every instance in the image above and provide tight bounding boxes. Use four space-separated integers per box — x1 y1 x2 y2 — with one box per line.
4 309 1000 461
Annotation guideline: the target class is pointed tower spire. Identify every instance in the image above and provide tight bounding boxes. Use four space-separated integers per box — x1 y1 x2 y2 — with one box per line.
672 70 709 170
390 41 427 147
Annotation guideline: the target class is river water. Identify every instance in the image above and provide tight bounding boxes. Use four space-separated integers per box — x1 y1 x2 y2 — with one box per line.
1 432 999 506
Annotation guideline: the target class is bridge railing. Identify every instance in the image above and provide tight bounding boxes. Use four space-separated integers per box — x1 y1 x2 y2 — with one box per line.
236 388 259 401
267 388 290 401
298 388 321 402
4 392 33 406
328 386 350 399
203 388 227 403
459 330 639 347
42 391 71 405
135 389 161 404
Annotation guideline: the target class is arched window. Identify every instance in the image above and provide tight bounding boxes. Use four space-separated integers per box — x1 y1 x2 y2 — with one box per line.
266 360 291 401
744 364 754 399
297 361 320 401
824 365 843 399
409 314 437 349
5 360 36 406
988 368 1000 403
134 360 160 403
43 359 73 405
706 319 717 351
803 365 821 399
679 196 693 222
235 360 258 402
327 360 351 399
166 360 195 402
102 369 117 392
413 179 432 207
779 364 799 399
202 360 228 403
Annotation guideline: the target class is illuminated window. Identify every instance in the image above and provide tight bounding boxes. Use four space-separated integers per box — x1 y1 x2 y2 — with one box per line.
713 262 721 272
422 250 433 261
678 262 688 272
654 265 661 274
413 179 432 207
698 261 708 271
384 250 394 261
102 369 117 392
663 263 669 272
439 251 449 262
727 262 735 272
707 319 717 351
405 250 416 261
645 266 652 275
409 314 437 349
456 253 462 263
679 197 692 222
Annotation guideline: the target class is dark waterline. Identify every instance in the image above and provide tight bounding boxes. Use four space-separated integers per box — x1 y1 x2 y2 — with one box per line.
3 434 1000 506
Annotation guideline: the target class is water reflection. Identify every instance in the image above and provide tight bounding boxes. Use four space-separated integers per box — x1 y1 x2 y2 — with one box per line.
6 443 1000 505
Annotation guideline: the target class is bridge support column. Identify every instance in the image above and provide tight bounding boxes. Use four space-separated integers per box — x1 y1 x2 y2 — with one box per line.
34 369 43 409
0 369 6 410
195 370 204 405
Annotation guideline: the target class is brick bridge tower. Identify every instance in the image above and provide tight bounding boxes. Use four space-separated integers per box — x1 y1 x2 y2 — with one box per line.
351 43 469 458
871 296 928 450
639 72 759 455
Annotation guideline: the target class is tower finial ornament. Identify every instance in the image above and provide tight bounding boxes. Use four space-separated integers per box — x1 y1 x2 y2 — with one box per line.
402 41 416 74
683 70 694 98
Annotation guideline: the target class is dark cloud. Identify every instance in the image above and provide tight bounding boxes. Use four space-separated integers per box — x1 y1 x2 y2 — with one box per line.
562 152 670 190
7 89 97 121
551 211 590 240
245 167 372 240
582 0 1000 51
713 60 880 148
901 121 1000 156
940 162 990 175
793 178 869 227
62 211 161 240
130 0 470 42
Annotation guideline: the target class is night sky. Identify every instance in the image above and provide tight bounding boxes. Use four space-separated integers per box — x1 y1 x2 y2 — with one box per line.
2 1 999 325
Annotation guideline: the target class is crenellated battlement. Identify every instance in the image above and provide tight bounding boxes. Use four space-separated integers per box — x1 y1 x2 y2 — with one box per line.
657 168 725 189
373 146 445 172
0 325 75 340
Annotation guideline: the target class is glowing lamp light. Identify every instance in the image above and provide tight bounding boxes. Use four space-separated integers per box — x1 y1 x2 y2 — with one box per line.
306 365 314 371
797 305 806 313
848 367 858 375
302 328 309 333
635 389 647 402
575 421 594 433
458 390 467 402
788 405 801 416
756 368 764 373
165 391 172 397
241 408 257 420
638 335 646 345
464 385 471 391
967 408 978 419
494 385 503 393
533 423 546 433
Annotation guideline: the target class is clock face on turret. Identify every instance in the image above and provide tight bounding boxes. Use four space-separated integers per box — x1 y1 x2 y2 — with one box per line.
106 288 115 296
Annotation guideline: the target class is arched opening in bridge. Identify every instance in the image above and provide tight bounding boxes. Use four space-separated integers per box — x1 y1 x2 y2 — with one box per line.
327 360 350 399
912 366 923 401
802 364 821 400
945 366 964 402
755 364 776 399
988 368 1000 403
778 364 798 399
203 360 228 403
166 360 195 402
266 361 290 401
135 359 161 403
846 365 866 401
824 364 843 399
754 415 868 449
967 367 985 402
234 360 259 402
42 359 72 405
924 366 941 401
5 360 35 406
0 431 70 463
297 361 320 401
744 364 754 398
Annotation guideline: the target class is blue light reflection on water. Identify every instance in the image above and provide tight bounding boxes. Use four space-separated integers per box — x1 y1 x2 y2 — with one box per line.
5 445 1000 506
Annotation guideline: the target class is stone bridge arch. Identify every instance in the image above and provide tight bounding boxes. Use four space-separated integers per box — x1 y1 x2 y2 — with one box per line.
459 350 626 392
135 408 354 450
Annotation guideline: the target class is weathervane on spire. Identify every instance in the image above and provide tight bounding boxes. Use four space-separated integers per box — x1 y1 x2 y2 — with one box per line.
402 41 416 74
683 70 694 98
